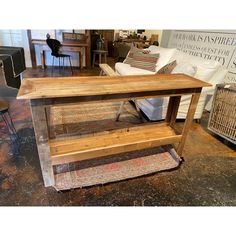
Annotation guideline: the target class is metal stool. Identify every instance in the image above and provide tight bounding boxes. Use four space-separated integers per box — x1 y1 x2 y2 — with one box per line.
0 100 19 143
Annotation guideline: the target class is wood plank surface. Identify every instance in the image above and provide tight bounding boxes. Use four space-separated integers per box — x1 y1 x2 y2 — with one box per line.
50 122 182 165
17 74 211 100
99 63 117 76
165 96 181 127
30 100 55 186
177 92 201 156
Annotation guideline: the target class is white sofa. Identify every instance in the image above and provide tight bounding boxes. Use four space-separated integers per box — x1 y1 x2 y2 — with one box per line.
115 46 228 120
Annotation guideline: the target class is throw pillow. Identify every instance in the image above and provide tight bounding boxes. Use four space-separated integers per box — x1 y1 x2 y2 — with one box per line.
171 62 197 76
170 49 221 82
156 60 177 74
124 47 160 72
147 46 177 72
123 45 145 62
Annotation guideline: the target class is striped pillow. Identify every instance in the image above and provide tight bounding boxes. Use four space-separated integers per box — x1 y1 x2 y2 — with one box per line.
156 60 177 74
124 47 159 72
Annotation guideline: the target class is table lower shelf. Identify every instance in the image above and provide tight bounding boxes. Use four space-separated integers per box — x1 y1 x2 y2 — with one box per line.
49 122 182 166
53 144 181 191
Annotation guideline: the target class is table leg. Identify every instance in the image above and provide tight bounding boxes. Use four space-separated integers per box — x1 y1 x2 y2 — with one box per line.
177 91 201 156
165 97 175 123
99 53 102 65
85 46 90 68
30 100 54 187
79 51 83 70
165 96 181 127
92 53 95 68
45 106 56 139
104 53 107 64
40 49 46 69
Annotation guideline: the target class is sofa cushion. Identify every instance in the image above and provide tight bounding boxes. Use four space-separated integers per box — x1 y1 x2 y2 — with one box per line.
115 62 155 76
156 60 177 74
194 62 221 82
147 46 177 72
136 99 168 120
171 62 197 76
170 50 221 82
208 67 228 85
124 47 159 72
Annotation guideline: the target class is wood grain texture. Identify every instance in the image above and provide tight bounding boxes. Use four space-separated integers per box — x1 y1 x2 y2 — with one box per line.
177 92 201 155
170 96 182 127
30 100 54 186
17 74 211 100
99 63 117 76
50 122 182 165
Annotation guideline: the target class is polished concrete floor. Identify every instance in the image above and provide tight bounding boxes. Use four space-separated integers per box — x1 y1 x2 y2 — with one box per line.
0 63 236 206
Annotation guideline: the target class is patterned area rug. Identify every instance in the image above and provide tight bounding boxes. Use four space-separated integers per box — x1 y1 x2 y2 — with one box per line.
54 145 181 191
50 102 182 190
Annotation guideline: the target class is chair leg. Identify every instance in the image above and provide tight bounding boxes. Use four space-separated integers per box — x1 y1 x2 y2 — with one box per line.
63 57 65 72
133 101 145 122
116 101 126 121
69 57 73 75
6 111 18 135
1 112 20 143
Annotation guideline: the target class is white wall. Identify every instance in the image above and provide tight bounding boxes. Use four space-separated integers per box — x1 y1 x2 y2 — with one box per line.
0 30 32 67
163 30 236 83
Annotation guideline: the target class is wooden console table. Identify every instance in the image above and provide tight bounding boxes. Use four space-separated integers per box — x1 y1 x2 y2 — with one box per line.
32 40 89 70
17 74 211 189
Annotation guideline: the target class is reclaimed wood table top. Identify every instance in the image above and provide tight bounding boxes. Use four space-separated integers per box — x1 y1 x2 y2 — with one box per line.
17 74 211 100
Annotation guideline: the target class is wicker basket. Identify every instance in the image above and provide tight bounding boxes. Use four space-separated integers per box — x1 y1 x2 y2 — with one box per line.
208 83 236 144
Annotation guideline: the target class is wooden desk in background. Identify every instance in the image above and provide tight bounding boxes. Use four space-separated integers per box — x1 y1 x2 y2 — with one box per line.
31 40 90 69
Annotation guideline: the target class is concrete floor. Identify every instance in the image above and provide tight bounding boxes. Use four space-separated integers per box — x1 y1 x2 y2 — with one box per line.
0 64 236 206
